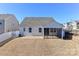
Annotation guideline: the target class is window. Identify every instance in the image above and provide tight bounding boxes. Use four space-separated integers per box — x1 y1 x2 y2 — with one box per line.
23 28 25 31
29 28 32 33
0 22 2 25
50 28 53 32
39 28 42 32
53 28 56 32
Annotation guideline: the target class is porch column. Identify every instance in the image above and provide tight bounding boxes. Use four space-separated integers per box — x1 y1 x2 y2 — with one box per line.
43 28 45 39
48 28 50 36
61 28 64 39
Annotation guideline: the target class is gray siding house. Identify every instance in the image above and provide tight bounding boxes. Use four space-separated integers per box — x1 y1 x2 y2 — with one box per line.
0 14 19 34
20 17 64 38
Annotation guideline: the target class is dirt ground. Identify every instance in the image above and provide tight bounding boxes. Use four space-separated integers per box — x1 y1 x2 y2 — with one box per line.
0 36 78 56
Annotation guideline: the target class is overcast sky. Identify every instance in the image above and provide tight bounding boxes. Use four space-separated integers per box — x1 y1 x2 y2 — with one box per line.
0 3 79 24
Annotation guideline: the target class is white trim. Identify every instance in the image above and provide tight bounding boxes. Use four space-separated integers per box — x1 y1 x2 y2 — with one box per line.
61 28 64 39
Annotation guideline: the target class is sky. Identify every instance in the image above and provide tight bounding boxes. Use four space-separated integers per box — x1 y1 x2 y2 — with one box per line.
0 3 79 24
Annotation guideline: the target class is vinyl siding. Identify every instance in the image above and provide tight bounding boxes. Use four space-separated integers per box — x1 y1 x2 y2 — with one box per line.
0 20 5 34
22 26 44 36
5 15 19 32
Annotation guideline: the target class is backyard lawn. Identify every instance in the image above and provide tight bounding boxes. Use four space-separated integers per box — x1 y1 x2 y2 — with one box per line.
0 36 78 56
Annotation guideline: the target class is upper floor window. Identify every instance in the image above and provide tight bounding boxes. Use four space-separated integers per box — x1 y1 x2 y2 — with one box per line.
29 28 32 33
39 28 42 32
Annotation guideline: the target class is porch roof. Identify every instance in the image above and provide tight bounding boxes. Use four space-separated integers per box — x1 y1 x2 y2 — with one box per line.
44 21 63 28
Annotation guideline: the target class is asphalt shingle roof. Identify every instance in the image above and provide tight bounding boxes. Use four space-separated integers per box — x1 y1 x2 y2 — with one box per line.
0 14 15 20
20 17 63 28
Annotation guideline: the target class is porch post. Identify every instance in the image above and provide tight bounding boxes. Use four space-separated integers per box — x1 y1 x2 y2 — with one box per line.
48 28 50 36
61 28 64 39
43 28 44 39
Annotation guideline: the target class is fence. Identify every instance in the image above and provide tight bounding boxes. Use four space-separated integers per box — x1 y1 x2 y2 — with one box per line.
0 31 19 43
0 32 12 43
11 31 19 38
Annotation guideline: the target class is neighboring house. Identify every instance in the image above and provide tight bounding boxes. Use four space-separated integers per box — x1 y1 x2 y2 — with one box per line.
63 22 73 31
64 20 79 31
20 17 64 38
74 20 79 29
63 20 79 35
0 14 19 34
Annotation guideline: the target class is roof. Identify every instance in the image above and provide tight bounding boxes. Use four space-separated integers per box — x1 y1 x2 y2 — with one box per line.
0 14 16 20
44 21 63 28
75 20 79 23
20 17 63 28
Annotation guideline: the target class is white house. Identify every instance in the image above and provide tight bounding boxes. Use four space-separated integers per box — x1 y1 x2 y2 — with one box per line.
64 20 79 31
20 17 64 38
0 14 19 34
64 20 79 35
0 14 19 44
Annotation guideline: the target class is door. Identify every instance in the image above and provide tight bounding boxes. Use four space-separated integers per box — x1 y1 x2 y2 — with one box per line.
44 28 49 36
0 20 4 34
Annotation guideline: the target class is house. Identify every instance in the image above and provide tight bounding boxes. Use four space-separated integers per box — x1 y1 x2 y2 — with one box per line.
64 20 79 31
63 22 72 31
71 20 79 30
63 20 79 36
20 17 64 38
0 14 19 34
